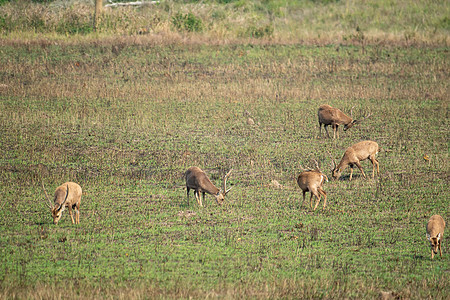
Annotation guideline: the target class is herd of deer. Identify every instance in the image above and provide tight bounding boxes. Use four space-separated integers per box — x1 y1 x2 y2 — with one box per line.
41 104 445 259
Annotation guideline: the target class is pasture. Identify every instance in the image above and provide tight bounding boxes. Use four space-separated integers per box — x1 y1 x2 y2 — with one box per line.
0 27 449 300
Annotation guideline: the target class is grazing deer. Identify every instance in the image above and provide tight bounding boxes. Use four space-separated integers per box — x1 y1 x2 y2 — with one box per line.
185 167 232 207
318 104 371 138
297 160 328 210
426 215 445 259
330 141 380 181
42 181 82 224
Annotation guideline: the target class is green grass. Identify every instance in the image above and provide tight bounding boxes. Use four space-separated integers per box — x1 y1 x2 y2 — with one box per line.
0 0 449 45
0 41 449 299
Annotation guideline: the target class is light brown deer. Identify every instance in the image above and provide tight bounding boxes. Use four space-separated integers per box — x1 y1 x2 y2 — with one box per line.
426 215 445 259
42 181 82 224
330 141 380 181
318 104 371 139
185 167 232 207
297 160 328 210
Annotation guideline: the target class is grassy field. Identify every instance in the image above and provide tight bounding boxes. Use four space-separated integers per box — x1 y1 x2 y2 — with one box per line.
0 40 448 299
0 1 449 299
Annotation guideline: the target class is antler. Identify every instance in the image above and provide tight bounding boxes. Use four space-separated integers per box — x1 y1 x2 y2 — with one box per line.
350 106 355 118
327 151 337 169
58 185 70 210
223 169 232 194
300 159 321 172
356 111 372 124
41 180 53 209
312 159 321 172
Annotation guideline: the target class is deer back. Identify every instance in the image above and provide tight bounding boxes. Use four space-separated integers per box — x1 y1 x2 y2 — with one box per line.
427 215 445 237
297 170 326 191
185 167 220 195
318 104 353 126
337 141 379 166
48 182 82 224
331 141 379 178
349 141 379 161
53 182 82 209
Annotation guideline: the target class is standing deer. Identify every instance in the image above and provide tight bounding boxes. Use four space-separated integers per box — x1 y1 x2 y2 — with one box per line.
296 160 328 210
330 140 380 181
318 104 371 139
426 215 445 259
185 167 232 207
42 181 82 224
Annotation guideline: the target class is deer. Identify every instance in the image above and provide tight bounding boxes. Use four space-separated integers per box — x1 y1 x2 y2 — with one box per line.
426 215 445 259
330 140 380 181
42 181 82 225
185 167 232 207
318 104 371 139
296 160 328 211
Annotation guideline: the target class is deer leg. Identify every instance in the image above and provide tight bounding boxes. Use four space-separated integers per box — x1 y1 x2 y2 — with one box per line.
186 187 190 206
369 156 379 178
349 166 354 181
355 161 366 179
194 191 203 207
68 206 75 224
335 125 339 139
310 192 314 209
439 242 442 258
318 188 327 209
74 203 80 224
202 192 206 207
313 191 322 211
324 125 331 138
301 191 306 206
431 249 434 259
319 123 322 137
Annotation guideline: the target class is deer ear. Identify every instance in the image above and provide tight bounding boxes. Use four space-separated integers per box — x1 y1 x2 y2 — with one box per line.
426 233 431 240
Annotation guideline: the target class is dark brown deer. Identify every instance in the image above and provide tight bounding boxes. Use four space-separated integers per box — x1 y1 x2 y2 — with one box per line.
426 215 445 259
185 167 232 207
297 160 328 210
330 141 380 181
318 104 371 138
42 181 82 224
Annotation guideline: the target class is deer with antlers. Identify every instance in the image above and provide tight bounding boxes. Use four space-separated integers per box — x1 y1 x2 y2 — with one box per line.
318 104 371 139
297 160 328 210
42 181 82 224
185 167 232 207
330 141 380 181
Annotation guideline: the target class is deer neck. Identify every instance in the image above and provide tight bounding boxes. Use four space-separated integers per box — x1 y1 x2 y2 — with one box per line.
202 179 221 196
341 114 353 125
336 159 349 172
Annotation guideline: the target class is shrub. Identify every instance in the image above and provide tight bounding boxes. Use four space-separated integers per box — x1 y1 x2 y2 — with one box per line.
56 9 93 35
0 15 6 31
172 12 203 32
244 24 274 38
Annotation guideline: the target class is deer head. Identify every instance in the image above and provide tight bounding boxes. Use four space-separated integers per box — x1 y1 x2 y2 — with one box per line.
328 152 342 179
426 232 441 255
42 181 69 224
